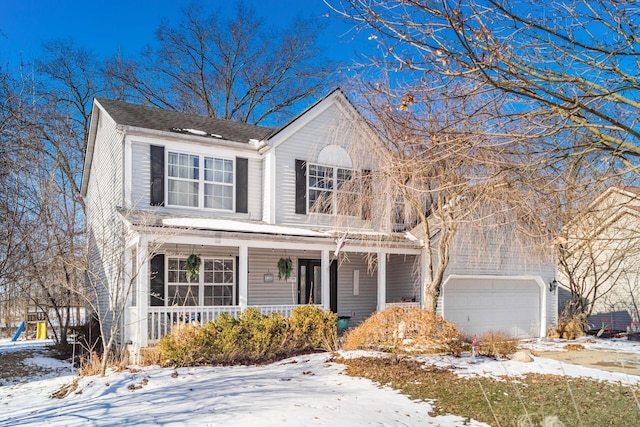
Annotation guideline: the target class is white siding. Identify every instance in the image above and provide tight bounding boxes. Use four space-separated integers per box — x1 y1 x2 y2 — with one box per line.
246 249 377 314
435 220 557 330
247 248 310 305
128 139 262 220
85 110 124 343
386 254 420 303
130 141 151 208
336 254 377 325
272 102 376 229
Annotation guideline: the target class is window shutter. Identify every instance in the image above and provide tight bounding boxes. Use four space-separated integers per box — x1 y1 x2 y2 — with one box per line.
295 159 307 214
361 169 372 220
150 254 165 307
235 157 248 213
150 145 165 206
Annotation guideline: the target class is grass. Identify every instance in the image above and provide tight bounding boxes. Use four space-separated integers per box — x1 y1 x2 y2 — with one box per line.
337 356 640 427
0 349 65 385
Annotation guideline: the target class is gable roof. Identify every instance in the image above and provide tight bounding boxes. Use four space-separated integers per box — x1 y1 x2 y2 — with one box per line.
94 98 275 143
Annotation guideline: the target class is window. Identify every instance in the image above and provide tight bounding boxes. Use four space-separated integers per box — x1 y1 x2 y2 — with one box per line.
392 193 407 232
167 151 233 210
203 259 234 305
168 153 199 207
308 163 360 216
167 257 235 306
167 258 199 306
204 157 233 210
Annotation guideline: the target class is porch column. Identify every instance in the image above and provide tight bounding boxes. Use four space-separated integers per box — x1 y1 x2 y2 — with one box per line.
377 250 387 312
420 248 428 310
321 249 330 309
238 245 249 310
137 236 149 349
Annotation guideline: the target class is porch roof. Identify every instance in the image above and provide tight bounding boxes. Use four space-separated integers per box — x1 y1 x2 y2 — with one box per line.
118 208 422 247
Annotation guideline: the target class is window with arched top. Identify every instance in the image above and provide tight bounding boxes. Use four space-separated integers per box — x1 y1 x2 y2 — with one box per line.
295 146 371 218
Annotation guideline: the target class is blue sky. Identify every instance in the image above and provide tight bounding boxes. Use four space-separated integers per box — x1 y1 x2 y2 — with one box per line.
0 0 371 68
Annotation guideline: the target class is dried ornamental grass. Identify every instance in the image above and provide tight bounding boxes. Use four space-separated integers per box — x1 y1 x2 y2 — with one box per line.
477 330 519 359
547 315 587 340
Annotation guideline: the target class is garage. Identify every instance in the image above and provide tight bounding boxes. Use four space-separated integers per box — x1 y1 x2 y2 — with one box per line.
442 276 542 338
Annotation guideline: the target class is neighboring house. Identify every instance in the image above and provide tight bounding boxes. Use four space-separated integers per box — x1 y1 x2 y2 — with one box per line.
558 186 640 333
80 88 556 359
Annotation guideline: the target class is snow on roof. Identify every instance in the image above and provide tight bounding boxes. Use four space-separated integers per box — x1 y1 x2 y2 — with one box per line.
162 217 330 237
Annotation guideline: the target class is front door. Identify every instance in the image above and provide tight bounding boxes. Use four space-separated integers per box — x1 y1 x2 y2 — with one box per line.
298 259 338 312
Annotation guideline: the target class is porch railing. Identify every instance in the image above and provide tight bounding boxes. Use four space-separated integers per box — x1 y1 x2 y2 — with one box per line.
386 302 421 310
147 304 309 343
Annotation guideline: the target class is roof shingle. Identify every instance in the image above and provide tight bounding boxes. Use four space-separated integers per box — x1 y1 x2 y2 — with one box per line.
95 97 275 143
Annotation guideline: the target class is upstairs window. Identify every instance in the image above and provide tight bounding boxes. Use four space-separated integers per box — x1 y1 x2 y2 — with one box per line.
308 163 360 216
168 153 199 207
167 151 234 210
204 158 233 210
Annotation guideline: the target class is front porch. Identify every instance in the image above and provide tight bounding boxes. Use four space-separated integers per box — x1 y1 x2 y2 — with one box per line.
124 226 424 353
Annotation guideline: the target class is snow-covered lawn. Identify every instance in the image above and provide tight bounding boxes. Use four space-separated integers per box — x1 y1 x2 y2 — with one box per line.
1 337 639 427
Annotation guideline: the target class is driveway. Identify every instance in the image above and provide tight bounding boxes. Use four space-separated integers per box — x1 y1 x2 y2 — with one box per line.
537 349 640 376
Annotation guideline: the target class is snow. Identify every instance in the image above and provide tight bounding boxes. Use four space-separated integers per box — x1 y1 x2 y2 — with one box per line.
162 218 421 243
162 217 330 237
2 337 640 426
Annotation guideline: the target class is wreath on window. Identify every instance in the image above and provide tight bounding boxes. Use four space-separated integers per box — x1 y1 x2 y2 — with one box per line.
277 257 293 280
186 254 201 282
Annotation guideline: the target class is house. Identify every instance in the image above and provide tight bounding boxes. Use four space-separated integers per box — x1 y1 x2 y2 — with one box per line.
558 186 640 333
80 88 556 360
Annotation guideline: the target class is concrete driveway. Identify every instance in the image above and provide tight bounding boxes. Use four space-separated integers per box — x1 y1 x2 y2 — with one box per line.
537 349 640 376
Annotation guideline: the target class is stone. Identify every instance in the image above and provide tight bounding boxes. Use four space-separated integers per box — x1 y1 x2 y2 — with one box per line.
510 350 533 362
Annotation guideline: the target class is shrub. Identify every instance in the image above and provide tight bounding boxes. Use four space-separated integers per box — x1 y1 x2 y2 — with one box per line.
157 306 337 367
287 305 337 352
547 314 587 340
341 307 464 355
477 330 519 359
157 323 208 367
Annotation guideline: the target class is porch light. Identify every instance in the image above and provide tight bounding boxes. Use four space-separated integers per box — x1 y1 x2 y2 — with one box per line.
548 280 558 292
263 272 274 283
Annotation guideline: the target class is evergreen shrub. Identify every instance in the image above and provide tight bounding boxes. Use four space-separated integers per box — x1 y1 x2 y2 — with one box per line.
158 305 336 367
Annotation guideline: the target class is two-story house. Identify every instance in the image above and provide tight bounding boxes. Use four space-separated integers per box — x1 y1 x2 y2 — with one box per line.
81 88 556 360
81 89 427 359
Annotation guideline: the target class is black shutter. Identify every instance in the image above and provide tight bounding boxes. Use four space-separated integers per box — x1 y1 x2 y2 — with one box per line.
330 260 338 313
150 145 165 206
150 254 165 307
295 159 307 214
361 169 372 220
235 256 240 306
235 157 248 213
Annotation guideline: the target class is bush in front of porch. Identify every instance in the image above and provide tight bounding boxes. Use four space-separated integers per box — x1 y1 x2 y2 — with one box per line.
158 306 337 367
342 307 467 356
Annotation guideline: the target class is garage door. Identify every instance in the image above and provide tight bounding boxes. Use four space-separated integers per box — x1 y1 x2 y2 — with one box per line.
442 277 541 338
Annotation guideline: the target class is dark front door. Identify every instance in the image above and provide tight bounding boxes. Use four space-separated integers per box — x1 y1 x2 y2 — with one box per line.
298 259 338 312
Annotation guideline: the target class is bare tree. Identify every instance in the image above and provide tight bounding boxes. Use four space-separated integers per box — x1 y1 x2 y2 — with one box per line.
105 1 336 125
0 40 100 345
557 184 640 320
339 77 551 313
331 0 640 171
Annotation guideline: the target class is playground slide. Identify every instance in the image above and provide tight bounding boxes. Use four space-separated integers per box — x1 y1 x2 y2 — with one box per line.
11 321 25 342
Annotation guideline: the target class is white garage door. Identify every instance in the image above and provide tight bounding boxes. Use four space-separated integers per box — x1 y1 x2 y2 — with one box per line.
442 277 541 338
